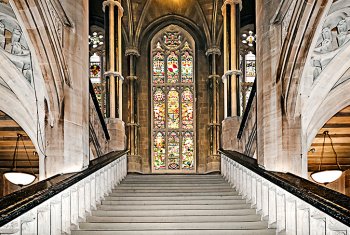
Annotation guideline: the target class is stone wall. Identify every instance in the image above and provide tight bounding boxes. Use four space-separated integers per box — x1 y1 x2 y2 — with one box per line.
10 0 90 178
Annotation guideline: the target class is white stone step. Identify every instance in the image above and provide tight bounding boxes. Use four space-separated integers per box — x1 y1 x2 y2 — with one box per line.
109 191 239 196
119 182 230 188
97 204 251 210
91 209 258 217
101 199 247 205
78 221 270 230
125 175 222 178
122 179 226 183
113 188 233 193
72 229 276 235
74 174 275 234
104 195 243 201
86 214 262 223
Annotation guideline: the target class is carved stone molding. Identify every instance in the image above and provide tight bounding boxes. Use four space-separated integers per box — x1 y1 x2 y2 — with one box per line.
205 47 221 56
0 3 32 84
102 0 124 16
311 0 350 81
221 0 242 14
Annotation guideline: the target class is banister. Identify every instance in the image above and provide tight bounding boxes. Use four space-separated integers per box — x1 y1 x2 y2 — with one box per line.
219 149 350 227
237 80 256 139
0 150 128 227
89 80 110 140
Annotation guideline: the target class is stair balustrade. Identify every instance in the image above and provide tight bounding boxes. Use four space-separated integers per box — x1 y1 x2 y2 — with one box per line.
0 150 127 235
89 80 110 158
237 81 257 157
220 150 350 234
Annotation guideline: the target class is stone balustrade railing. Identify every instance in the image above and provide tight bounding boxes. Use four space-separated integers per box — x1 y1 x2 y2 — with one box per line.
237 81 256 157
220 150 350 234
0 150 127 235
89 80 110 158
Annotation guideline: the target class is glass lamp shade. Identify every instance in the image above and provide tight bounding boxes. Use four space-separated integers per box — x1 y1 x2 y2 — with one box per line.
310 170 343 185
4 171 36 187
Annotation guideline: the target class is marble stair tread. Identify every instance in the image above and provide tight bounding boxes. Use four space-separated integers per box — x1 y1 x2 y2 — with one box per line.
109 191 239 196
101 199 247 205
72 229 276 235
118 182 229 188
74 175 275 234
86 214 262 223
91 208 258 217
112 188 234 192
97 203 252 210
78 221 270 230
104 195 243 200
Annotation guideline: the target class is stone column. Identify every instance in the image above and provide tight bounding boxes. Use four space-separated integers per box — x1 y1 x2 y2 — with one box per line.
222 0 242 117
206 47 221 172
126 47 141 172
221 0 242 151
103 0 126 151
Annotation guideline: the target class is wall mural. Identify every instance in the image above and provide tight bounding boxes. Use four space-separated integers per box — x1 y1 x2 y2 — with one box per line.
151 26 195 172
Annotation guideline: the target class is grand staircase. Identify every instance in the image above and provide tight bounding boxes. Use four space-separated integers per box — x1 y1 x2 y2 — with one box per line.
72 174 275 235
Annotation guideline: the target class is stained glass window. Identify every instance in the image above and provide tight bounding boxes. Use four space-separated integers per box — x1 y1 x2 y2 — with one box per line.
153 131 166 169
240 51 256 113
181 42 193 83
153 88 165 129
153 51 165 84
182 87 193 129
90 53 101 82
168 131 180 169
89 53 104 113
182 131 194 169
151 26 195 172
167 88 180 129
167 51 179 83
245 52 256 83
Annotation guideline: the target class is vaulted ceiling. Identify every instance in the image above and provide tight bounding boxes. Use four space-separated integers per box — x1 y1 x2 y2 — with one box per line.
89 0 255 49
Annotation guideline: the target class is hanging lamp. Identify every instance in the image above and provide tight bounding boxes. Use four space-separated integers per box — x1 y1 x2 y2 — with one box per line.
3 134 36 187
310 131 343 185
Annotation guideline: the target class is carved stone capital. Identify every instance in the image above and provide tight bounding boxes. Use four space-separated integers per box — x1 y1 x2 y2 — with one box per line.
102 0 124 16
127 75 138 81
221 0 242 15
104 71 124 81
206 47 221 56
208 74 221 80
125 47 140 57
223 69 242 78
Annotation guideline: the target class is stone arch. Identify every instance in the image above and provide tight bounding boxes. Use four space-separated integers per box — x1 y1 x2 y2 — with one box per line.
305 79 350 151
135 18 211 173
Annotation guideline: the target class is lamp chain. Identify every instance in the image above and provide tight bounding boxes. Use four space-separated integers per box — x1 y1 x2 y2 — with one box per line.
20 134 36 175
325 131 342 170
319 131 327 171
11 134 20 170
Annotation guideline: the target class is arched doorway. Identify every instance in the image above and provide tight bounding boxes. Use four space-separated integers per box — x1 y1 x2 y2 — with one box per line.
151 25 196 173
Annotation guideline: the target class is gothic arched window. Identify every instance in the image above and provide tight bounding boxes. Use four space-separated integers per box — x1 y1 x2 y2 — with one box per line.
151 25 196 172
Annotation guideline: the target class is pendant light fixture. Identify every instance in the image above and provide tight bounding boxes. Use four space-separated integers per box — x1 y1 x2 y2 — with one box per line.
310 131 343 185
3 134 36 187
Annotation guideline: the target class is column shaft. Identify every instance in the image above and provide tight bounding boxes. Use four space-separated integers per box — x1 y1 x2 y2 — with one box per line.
222 0 241 118
103 0 123 119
